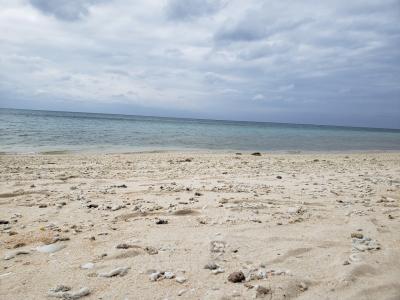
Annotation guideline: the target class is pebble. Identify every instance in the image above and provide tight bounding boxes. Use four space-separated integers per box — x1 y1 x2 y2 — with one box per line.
176 276 187 284
149 272 162 281
212 268 225 275
251 152 261 156
255 285 271 297
204 262 219 270
48 286 90 299
80 263 95 270
98 267 130 277
4 250 30 260
351 232 363 239
228 271 245 283
164 271 175 279
0 220 9 224
36 244 66 254
155 219 168 225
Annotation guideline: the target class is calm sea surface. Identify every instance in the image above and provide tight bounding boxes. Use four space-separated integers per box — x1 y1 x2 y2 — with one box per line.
1 108 400 153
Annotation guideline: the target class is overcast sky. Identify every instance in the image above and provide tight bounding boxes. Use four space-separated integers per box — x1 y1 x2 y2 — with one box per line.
0 0 399 128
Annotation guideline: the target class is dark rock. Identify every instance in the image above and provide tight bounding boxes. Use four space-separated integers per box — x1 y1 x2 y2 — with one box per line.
38 204 47 208
87 204 98 208
251 152 261 156
276 176 282 179
155 219 168 225
228 271 245 283
117 184 127 188
0 220 9 224
195 192 202 196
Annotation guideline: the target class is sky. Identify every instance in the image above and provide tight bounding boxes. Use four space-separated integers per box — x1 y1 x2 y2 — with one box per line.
0 0 399 128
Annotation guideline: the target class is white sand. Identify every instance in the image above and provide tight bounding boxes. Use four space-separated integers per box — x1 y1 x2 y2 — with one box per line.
0 152 399 299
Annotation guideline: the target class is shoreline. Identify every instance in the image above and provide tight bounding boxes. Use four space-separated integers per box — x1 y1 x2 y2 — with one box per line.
2 148 400 156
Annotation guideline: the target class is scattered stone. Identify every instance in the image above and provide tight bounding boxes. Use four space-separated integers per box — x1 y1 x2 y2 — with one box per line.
36 244 66 254
255 285 271 298
80 263 94 270
276 176 282 179
212 268 225 275
98 267 130 277
116 243 133 249
195 192 202 196
164 271 175 279
178 289 188 296
251 152 261 156
155 219 168 225
228 271 245 283
176 276 187 284
352 237 380 252
117 184 127 188
0 220 9 224
4 250 30 260
144 246 158 255
204 262 219 270
351 232 364 239
48 286 90 299
38 204 48 208
87 204 98 209
149 272 162 281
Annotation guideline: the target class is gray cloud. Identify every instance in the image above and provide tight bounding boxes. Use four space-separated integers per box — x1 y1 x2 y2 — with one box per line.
165 0 225 20
0 0 399 128
29 0 102 21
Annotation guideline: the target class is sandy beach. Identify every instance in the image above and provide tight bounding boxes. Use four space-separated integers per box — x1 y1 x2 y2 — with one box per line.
0 151 399 300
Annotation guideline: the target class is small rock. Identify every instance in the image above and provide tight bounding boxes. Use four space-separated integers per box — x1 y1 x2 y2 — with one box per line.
36 244 66 254
155 219 168 224
87 204 98 209
0 220 9 225
149 272 162 281
276 176 282 179
164 271 175 279
98 267 130 277
116 243 133 249
178 289 188 296
351 232 364 239
144 246 158 255
228 271 245 283
80 263 94 270
48 286 90 299
176 276 186 284
251 152 261 156
255 285 271 297
204 262 219 270
212 268 225 275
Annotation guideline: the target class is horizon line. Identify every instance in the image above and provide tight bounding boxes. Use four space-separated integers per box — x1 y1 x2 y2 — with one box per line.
1 106 400 132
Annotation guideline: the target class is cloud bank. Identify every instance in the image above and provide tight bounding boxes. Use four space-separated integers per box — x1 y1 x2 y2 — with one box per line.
0 0 399 128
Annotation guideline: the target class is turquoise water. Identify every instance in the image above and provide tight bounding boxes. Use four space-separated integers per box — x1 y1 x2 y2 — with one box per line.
0 108 400 153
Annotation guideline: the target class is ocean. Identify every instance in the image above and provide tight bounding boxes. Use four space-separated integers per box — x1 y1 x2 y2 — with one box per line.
1 108 399 153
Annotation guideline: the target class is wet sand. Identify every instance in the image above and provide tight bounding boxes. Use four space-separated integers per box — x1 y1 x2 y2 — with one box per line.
0 151 399 299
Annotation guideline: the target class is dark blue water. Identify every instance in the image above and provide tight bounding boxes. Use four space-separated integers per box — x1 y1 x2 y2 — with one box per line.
0 108 399 153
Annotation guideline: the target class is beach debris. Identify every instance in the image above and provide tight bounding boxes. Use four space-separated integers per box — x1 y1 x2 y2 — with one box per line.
144 246 158 255
204 262 219 270
178 289 188 296
212 268 225 275
80 263 94 270
116 243 134 249
155 219 168 225
228 271 245 283
48 285 90 299
251 152 261 156
164 271 175 279
99 267 130 277
352 236 380 252
351 232 364 239
176 276 187 284
149 271 162 281
210 240 226 253
255 285 271 298
36 244 66 254
4 250 30 260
